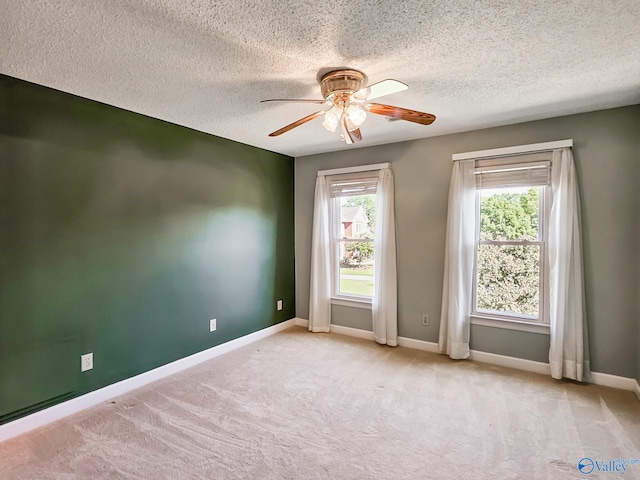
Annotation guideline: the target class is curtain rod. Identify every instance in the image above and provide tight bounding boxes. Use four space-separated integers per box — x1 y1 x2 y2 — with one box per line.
452 139 573 162
317 162 390 176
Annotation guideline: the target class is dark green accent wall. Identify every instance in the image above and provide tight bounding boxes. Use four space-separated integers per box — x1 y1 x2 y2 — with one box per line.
0 74 295 423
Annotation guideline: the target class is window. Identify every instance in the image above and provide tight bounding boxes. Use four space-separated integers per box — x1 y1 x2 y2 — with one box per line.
471 154 551 324
310 163 396 339
327 173 377 302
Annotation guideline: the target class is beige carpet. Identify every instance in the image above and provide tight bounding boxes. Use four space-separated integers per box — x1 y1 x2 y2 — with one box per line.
1 326 639 479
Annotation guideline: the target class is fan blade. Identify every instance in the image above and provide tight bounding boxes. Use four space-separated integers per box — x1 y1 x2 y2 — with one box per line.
367 103 436 125
268 111 324 137
351 128 363 142
355 79 408 101
261 99 326 104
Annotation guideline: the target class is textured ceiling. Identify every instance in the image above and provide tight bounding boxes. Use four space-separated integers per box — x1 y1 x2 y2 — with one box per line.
1 1 639 157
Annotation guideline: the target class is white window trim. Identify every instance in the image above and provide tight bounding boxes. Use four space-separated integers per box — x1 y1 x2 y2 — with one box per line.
470 315 550 334
318 162 389 177
449 141 573 336
331 297 372 309
452 139 572 161
331 235 375 306
324 165 382 306
471 163 552 332
331 197 375 304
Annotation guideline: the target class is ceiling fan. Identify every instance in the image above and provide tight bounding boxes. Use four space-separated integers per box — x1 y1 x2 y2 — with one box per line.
261 69 436 144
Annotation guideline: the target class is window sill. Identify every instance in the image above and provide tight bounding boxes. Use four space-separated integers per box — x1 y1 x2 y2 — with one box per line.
331 297 372 310
471 315 550 335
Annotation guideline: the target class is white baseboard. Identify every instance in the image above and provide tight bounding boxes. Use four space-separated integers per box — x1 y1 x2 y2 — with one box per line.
295 319 639 395
7 317 635 444
294 319 377 341
330 324 375 341
587 371 640 394
0 318 297 444
397 336 440 353
469 349 551 376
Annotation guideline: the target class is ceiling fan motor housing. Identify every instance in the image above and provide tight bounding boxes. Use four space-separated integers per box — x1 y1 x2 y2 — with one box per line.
320 69 368 100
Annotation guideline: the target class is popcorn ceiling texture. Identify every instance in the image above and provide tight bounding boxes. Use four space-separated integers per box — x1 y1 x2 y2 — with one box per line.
1 0 639 156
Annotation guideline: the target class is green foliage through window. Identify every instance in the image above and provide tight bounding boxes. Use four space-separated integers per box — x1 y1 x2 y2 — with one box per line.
476 244 540 316
476 187 541 318
480 188 538 241
344 241 373 265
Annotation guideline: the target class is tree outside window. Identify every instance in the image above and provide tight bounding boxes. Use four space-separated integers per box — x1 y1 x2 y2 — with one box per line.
474 186 544 320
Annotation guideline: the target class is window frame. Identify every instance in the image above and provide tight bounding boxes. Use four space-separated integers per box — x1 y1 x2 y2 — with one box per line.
332 235 375 306
470 162 552 329
327 173 377 308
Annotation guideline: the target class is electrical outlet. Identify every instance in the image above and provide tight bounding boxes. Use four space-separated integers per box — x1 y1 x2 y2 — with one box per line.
277 300 283 311
422 314 430 326
81 353 93 372
209 318 217 332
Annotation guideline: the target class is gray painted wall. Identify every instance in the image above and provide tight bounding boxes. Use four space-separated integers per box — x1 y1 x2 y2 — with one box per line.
295 105 640 379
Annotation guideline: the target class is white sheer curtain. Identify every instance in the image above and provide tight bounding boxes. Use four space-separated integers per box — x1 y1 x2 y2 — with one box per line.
373 168 398 346
438 159 476 359
308 175 331 333
548 148 590 381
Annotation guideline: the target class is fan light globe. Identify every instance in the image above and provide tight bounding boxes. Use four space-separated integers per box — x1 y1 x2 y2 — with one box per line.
322 104 342 132
344 115 357 132
346 105 367 127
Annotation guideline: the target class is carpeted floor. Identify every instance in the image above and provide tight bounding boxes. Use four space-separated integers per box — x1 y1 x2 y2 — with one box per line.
1 326 639 479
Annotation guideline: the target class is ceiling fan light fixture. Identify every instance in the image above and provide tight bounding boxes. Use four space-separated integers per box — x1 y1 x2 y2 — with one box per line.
346 104 366 127
320 69 367 100
263 68 435 142
322 104 342 132
353 87 370 100
344 115 356 132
